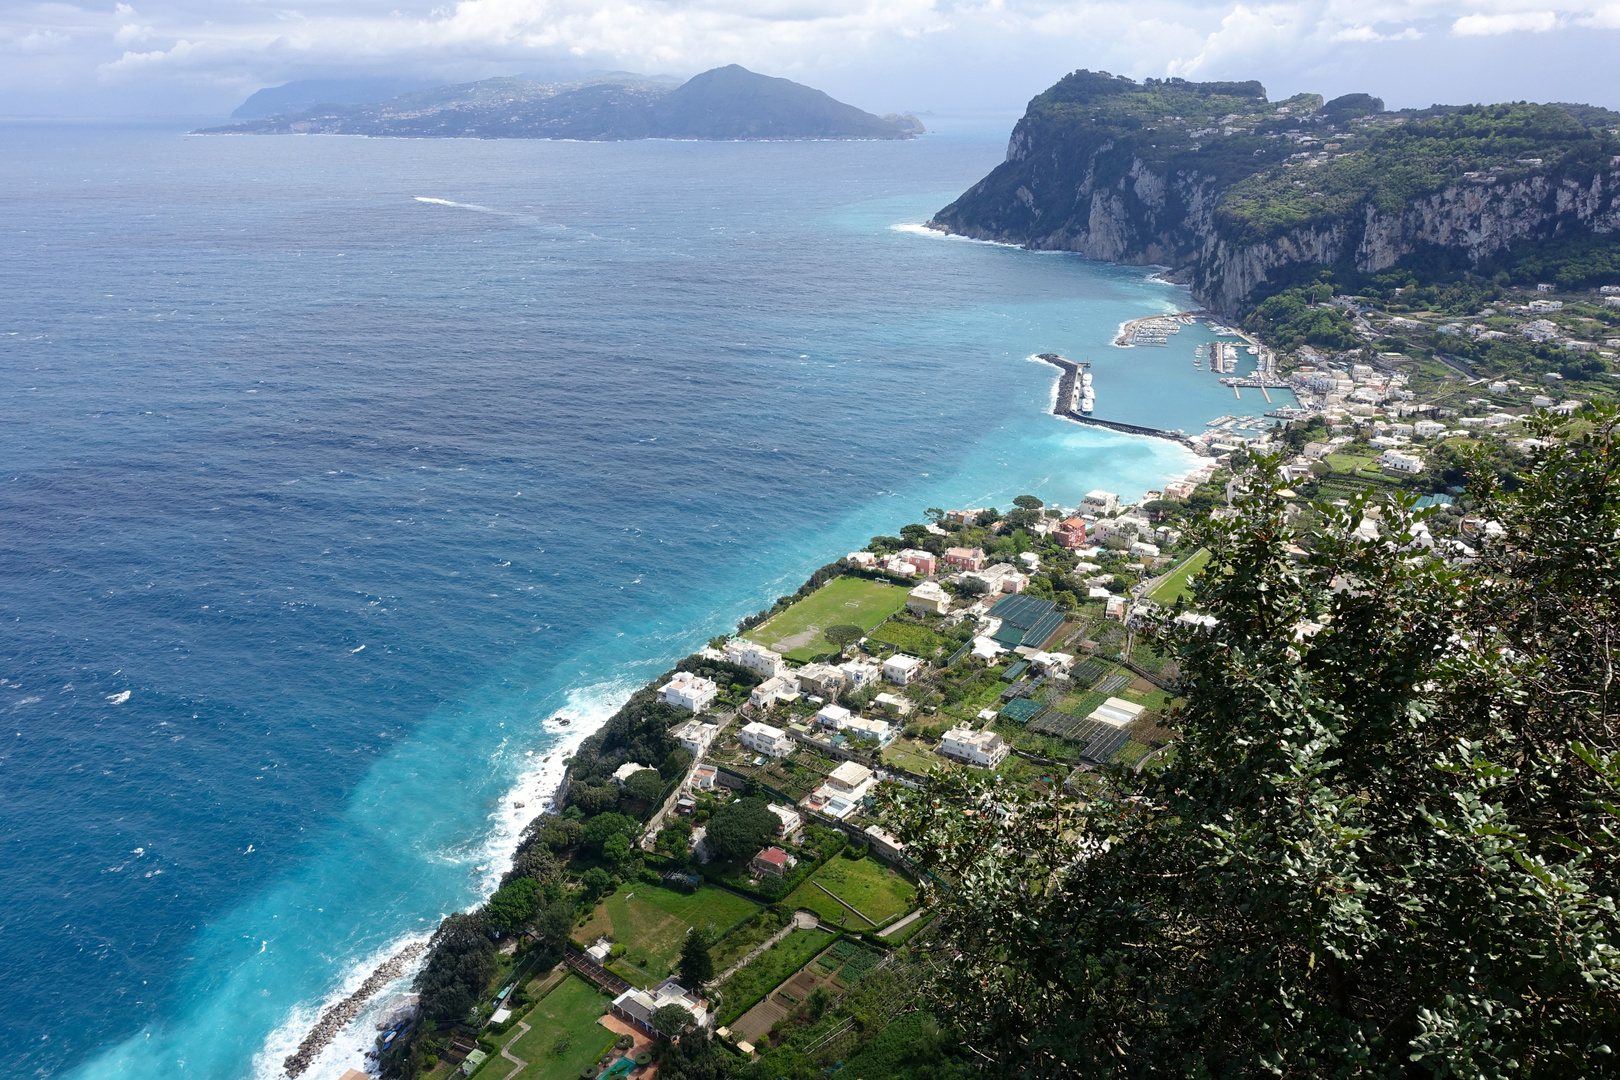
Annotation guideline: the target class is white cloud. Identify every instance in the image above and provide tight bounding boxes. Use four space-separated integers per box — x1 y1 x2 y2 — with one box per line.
1451 9 1559 33
3 0 1620 114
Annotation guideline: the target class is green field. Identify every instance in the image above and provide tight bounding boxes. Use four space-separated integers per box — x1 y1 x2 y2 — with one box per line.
752 577 911 661
573 881 760 986
1147 548 1210 605
499 974 616 1080
866 619 957 661
714 926 835 1025
881 736 942 776
784 854 916 928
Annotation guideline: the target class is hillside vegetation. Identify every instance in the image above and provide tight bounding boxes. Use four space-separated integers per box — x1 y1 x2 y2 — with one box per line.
931 70 1620 314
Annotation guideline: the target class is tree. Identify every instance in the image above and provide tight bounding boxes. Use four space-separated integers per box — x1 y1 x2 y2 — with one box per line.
601 832 634 867
579 866 613 902
413 912 496 1022
824 624 863 651
582 812 637 854
624 768 666 804
657 1030 729 1080
651 1004 695 1039
678 929 714 986
483 876 540 932
703 797 779 862
1012 495 1043 510
888 416 1620 1079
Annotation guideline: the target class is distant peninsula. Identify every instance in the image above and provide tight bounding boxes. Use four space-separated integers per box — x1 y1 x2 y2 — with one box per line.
195 65 923 142
929 70 1620 316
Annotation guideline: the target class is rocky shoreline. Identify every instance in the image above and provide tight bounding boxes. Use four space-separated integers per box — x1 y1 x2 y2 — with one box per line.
282 940 428 1077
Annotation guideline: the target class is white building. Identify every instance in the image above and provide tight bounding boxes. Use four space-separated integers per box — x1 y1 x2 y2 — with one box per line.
1083 490 1120 515
749 673 800 709
906 580 950 615
725 639 787 679
883 654 925 685
767 803 803 838
795 662 846 699
613 762 653 785
1413 419 1447 438
659 672 719 713
837 660 883 690
841 715 895 746
1528 299 1563 313
815 703 854 729
826 760 875 793
672 719 719 757
939 728 1010 768
611 978 709 1037
873 692 914 716
1377 450 1424 474
1129 541 1162 558
739 721 794 757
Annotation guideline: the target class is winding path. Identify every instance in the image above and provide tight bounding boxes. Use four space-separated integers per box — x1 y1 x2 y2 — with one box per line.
500 1019 531 1080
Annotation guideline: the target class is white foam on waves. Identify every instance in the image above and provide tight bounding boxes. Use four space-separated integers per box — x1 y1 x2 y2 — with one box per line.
253 674 639 1080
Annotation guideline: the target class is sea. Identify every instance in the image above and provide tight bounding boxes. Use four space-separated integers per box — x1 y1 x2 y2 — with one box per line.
0 115 1294 1080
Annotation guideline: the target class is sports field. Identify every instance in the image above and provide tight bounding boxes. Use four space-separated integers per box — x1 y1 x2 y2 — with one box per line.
501 974 616 1080
784 854 916 927
1147 548 1210 605
752 576 910 661
572 881 760 986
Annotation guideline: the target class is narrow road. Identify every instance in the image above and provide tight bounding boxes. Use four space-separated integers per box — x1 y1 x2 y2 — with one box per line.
878 909 923 938
500 1019 531 1080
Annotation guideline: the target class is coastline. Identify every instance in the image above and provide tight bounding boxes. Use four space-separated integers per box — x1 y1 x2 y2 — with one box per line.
233 210 1220 1080
271 369 1207 1080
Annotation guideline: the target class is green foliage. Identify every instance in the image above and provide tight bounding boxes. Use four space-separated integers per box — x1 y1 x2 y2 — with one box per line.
658 1030 731 1080
413 911 496 1022
678 928 714 986
889 415 1620 1077
1243 283 1359 351
652 1003 695 1038
624 768 666 805
1218 102 1616 244
823 624 863 649
483 876 540 932
704 797 780 862
583 812 639 854
580 866 613 901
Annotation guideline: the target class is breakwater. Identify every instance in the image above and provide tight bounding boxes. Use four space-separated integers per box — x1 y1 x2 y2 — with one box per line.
1036 354 1209 455
282 940 428 1077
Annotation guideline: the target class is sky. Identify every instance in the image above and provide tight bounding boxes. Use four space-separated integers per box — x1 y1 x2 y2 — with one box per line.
4 0 1620 119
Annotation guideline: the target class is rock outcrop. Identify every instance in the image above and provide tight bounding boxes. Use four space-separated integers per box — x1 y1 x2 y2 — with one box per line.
930 71 1620 315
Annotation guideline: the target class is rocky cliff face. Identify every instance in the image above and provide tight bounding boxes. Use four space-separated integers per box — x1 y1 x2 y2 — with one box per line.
930 72 1620 315
1187 171 1620 313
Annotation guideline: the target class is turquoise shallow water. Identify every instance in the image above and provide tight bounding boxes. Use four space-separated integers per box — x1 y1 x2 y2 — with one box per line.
0 117 1277 1079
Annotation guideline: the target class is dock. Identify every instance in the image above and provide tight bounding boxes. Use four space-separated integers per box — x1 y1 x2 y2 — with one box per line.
1036 354 1209 455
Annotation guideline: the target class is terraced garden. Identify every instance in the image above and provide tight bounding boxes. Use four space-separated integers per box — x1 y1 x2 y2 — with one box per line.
784 853 916 928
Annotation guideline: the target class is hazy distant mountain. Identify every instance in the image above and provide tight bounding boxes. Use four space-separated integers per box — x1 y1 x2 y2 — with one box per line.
199 66 919 141
231 78 435 119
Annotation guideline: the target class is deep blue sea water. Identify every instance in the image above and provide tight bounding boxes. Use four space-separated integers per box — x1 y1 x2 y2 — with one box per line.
0 118 1286 1080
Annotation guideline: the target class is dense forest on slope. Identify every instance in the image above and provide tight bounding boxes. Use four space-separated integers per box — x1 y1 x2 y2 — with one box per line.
931 70 1620 314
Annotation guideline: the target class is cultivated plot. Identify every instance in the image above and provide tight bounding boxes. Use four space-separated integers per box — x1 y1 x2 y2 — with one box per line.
785 855 916 927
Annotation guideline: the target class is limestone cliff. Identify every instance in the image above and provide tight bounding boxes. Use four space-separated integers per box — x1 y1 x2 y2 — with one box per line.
930 71 1620 315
